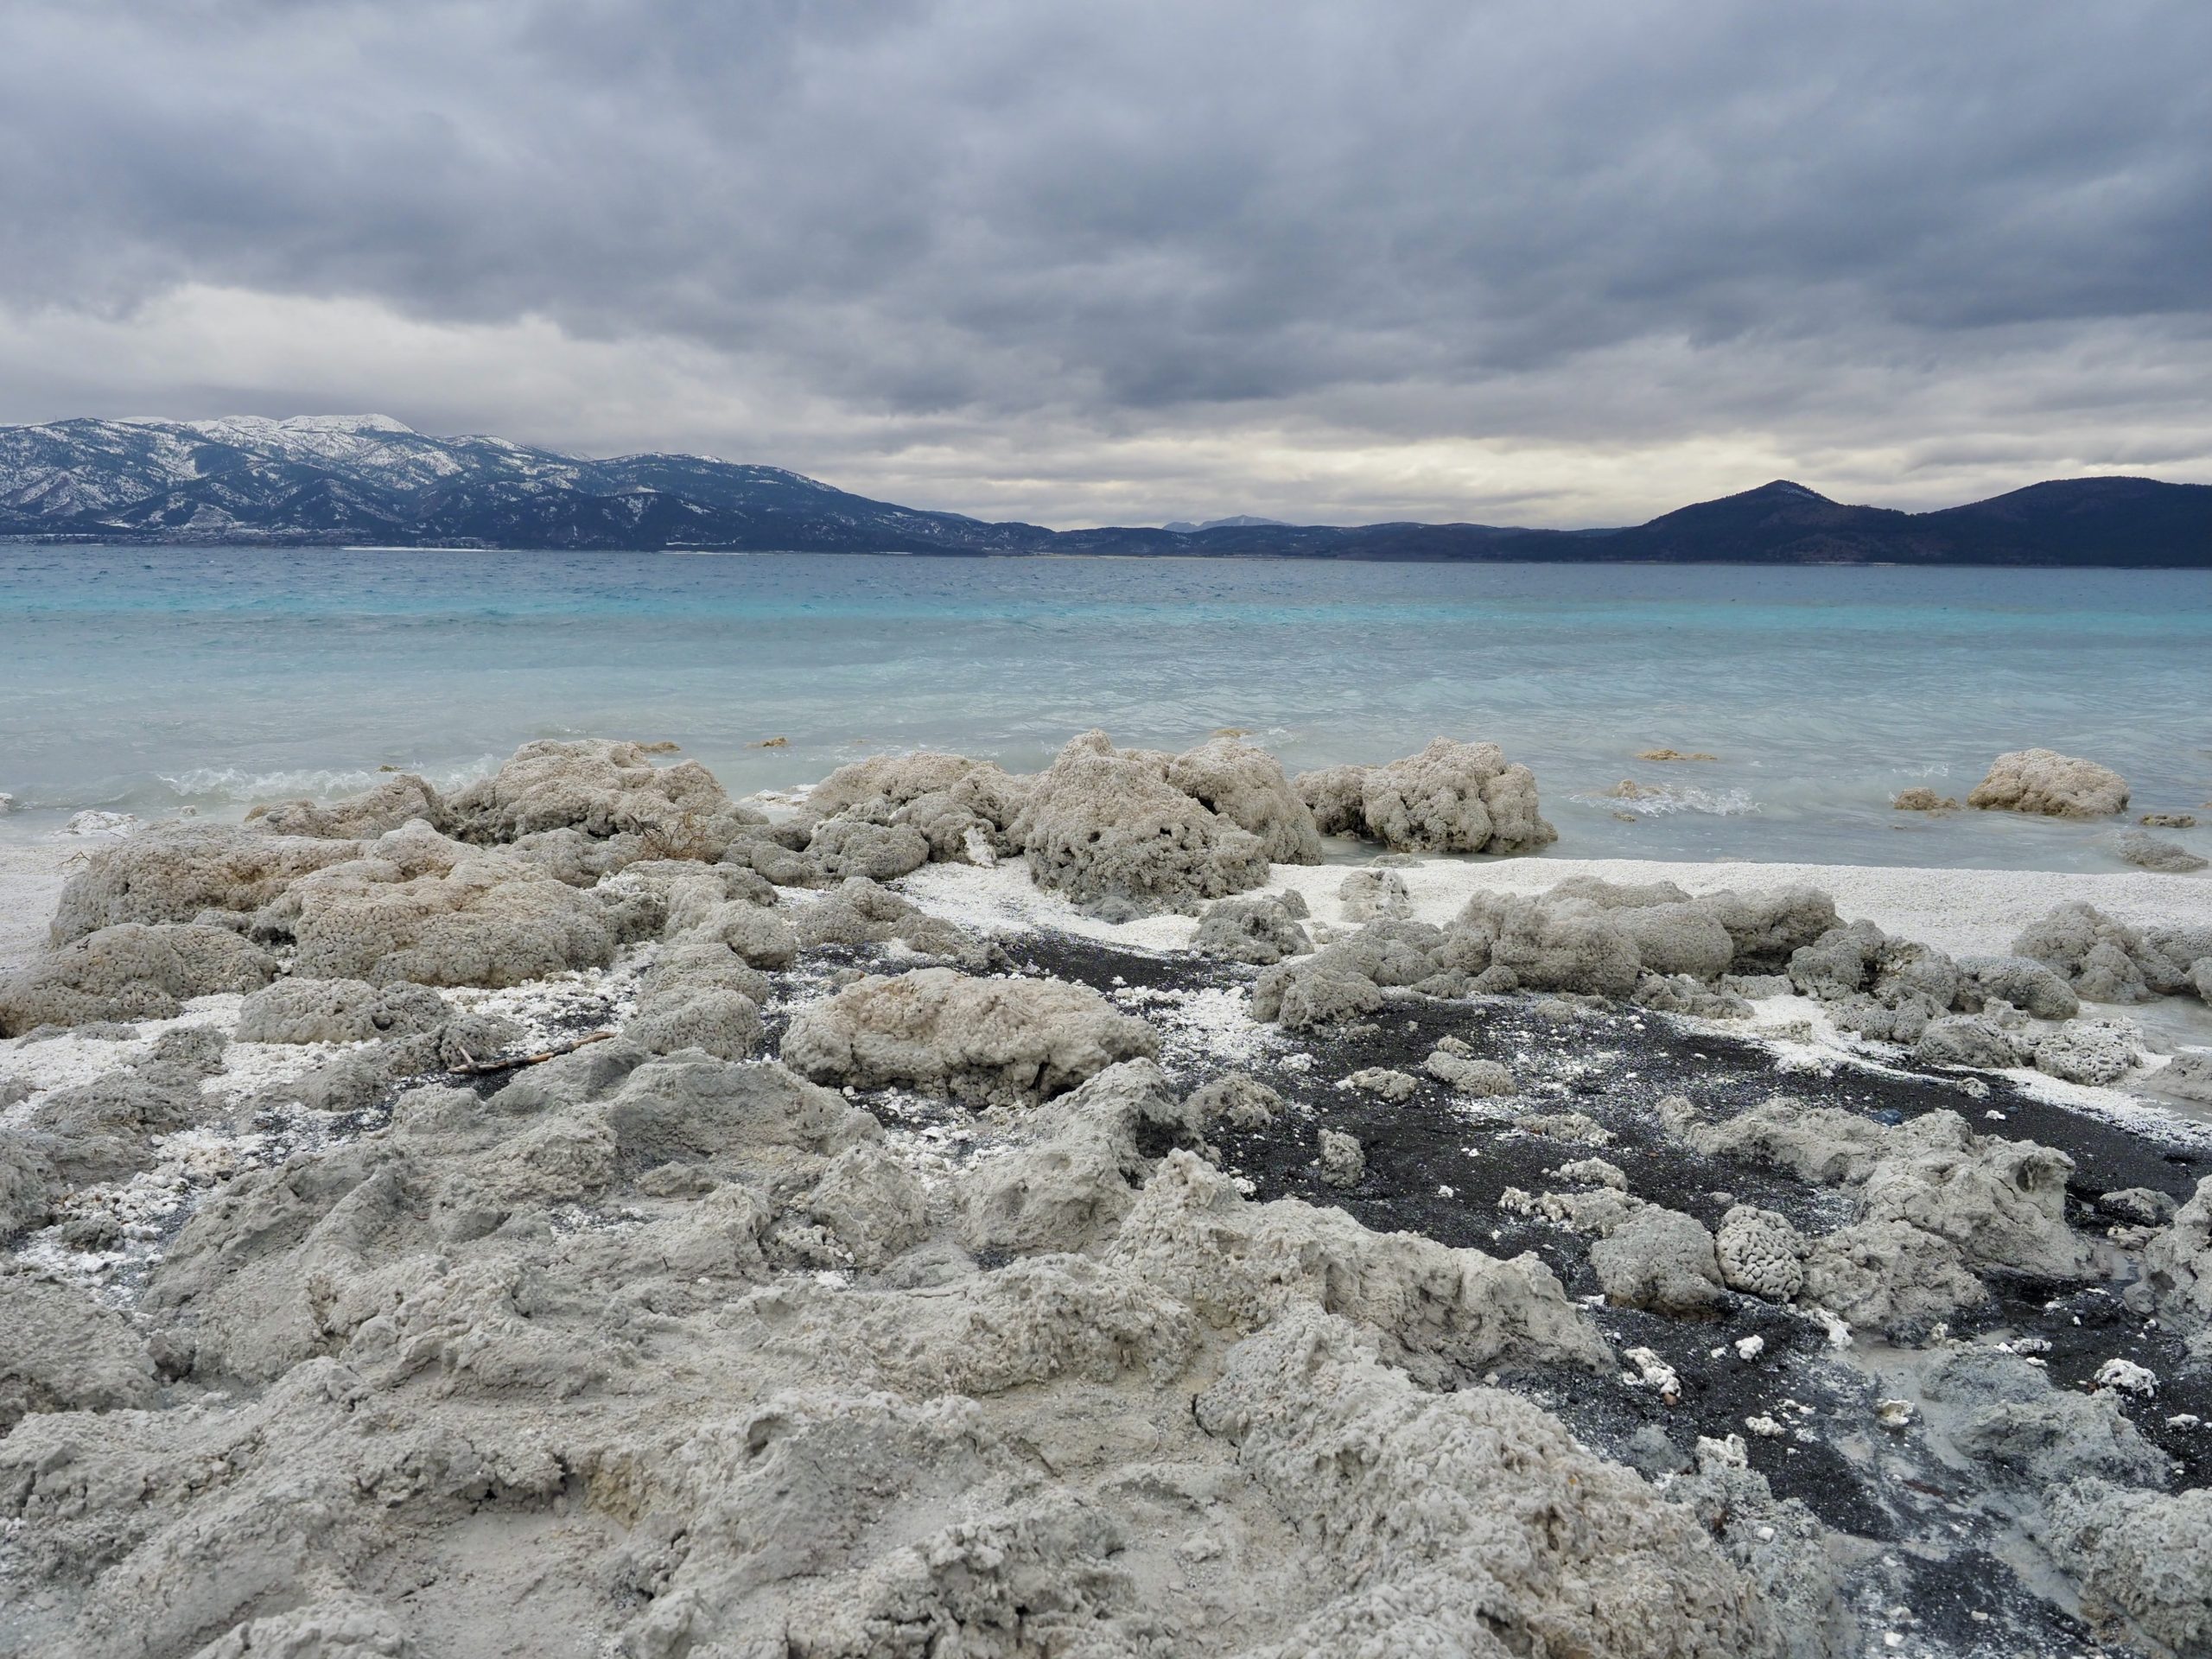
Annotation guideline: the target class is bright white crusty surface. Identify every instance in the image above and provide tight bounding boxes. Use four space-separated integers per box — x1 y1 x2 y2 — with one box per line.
908 850 2212 961
0 842 73 973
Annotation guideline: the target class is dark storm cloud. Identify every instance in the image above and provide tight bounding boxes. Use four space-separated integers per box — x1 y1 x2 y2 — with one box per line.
1 0 2209 523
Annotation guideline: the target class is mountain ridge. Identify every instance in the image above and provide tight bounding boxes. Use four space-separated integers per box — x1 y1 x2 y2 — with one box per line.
2 415 2207 566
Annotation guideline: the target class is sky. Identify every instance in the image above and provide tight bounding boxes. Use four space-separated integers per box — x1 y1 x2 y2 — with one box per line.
1 0 2208 530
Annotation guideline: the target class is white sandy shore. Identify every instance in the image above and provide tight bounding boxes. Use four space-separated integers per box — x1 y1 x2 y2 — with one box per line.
904 852 2212 961
9 831 2204 980
0 841 73 973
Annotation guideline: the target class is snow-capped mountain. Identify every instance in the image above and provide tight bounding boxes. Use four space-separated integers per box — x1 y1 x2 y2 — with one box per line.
2 416 2206 563
0 415 1051 552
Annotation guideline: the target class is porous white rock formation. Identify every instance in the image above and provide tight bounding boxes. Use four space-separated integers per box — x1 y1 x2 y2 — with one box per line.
779 966 1160 1106
1192 892 1313 963
234 976 450 1045
1010 731 1274 915
2046 1478 2212 1658
1967 748 2130 818
0 922 276 1034
1296 737 1556 854
442 737 766 859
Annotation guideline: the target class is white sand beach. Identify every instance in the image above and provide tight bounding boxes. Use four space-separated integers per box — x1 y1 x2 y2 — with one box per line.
903 850 2212 963
0 840 72 973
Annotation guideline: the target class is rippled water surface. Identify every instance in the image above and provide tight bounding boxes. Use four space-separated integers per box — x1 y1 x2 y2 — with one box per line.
2 545 2207 868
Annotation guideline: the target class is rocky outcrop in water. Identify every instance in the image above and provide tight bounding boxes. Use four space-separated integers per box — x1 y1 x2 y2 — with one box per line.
1967 747 2130 818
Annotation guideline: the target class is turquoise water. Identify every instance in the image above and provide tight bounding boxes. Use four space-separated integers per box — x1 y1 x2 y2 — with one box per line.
1 545 2208 870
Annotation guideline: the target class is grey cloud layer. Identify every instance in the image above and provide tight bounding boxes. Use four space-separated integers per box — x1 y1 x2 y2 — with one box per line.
2 0 2209 523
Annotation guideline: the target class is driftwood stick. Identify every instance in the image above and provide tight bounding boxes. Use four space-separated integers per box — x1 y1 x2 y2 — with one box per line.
452 1029 616 1077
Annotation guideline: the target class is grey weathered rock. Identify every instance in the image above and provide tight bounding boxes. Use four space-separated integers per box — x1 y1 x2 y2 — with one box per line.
780 966 1159 1107
1921 1346 2171 1490
1192 892 1313 963
2112 830 2209 874
1956 955 2080 1020
235 976 450 1045
0 1132 57 1236
1113 1153 1614 1383
958 1061 1195 1255
0 1267 159 1433
1344 1066 1415 1101
1190 1311 1784 1656
636 935 772 1008
1713 1205 1808 1301
804 750 995 821
1913 1014 2033 1071
2132 1176 2212 1334
2034 1016 2144 1085
1250 949 1386 1030
2155 1050 2212 1103
1799 1220 1987 1333
1315 1126 1366 1186
1892 787 1958 811
1337 867 1411 922
1590 1205 1726 1313
1009 731 1270 915
1162 735 1325 863
48 823 366 942
2012 901 2202 1001
1967 748 2130 818
805 817 931 882
442 737 766 859
2047 1478 2212 1659
247 772 442 841
1426 1048 1516 1096
788 876 983 963
1856 1124 2086 1280
1693 886 1841 971
668 896 798 969
1295 737 1556 855
1459 892 1642 997
625 986 766 1060
0 923 277 1034
1185 1071 1287 1128
255 825 644 988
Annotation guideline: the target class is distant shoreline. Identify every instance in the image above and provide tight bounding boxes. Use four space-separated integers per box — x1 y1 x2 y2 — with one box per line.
6 537 2211 570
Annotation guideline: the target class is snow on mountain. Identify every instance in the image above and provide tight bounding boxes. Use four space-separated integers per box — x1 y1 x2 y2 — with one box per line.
0 415 1049 553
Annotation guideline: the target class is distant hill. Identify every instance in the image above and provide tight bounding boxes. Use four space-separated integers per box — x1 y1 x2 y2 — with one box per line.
2 416 2206 565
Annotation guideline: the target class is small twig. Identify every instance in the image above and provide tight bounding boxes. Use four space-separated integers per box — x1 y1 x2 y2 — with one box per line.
451 1029 616 1076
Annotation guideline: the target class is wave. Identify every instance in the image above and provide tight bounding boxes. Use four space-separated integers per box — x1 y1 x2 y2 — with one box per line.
1570 783 1764 817
156 757 504 803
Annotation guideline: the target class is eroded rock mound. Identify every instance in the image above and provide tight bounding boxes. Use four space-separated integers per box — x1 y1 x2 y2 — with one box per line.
248 772 443 840
1192 892 1313 964
1967 748 2129 818
1009 731 1274 916
2047 1478 2212 1658
48 823 365 942
1295 737 1556 855
0 923 276 1034
1193 1311 1788 1657
2012 901 2210 1006
255 823 648 988
1250 880 1840 1028
442 737 766 860
1675 1096 2088 1332
1161 735 1325 863
780 966 1160 1106
235 976 450 1045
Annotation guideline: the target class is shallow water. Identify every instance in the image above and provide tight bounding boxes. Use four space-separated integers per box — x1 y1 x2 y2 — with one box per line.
1 545 2207 869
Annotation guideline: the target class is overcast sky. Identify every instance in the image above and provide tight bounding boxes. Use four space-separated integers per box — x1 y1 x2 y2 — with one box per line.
2 0 2207 528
